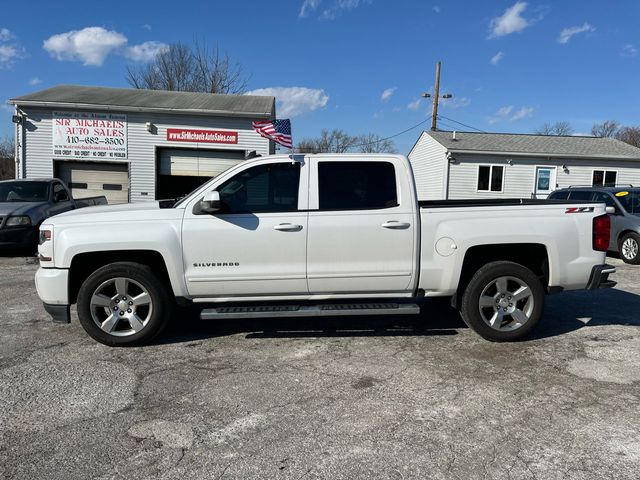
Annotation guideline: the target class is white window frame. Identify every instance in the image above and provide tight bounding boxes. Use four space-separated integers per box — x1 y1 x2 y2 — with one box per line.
591 169 618 187
476 164 505 193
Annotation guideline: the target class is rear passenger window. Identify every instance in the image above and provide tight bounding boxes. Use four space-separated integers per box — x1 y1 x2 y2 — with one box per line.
568 191 594 201
593 192 615 207
549 191 569 200
318 161 397 210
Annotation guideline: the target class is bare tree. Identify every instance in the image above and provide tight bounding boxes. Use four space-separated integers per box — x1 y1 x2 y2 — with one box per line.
591 120 620 138
296 129 396 154
126 41 248 94
616 126 640 148
0 135 15 180
357 133 397 153
535 121 574 136
296 129 359 153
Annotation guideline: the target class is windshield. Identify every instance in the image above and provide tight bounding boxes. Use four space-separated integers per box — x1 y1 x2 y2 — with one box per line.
0 182 49 202
173 163 240 208
616 190 640 216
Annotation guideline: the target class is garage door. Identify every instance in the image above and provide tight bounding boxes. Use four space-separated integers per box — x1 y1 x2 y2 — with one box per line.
57 162 129 205
159 149 246 177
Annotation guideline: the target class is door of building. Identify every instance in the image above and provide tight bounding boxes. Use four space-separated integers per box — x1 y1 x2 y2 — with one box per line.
57 161 129 204
534 166 556 199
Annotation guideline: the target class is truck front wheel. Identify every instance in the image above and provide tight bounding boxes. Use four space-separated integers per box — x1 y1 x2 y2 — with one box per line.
460 261 544 342
77 262 172 347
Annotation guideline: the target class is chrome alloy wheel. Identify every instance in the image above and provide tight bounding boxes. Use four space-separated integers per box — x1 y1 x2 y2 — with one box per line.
622 237 639 260
478 276 535 332
89 277 153 337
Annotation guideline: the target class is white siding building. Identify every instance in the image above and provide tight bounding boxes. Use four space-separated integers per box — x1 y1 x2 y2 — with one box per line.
9 85 275 203
408 131 640 200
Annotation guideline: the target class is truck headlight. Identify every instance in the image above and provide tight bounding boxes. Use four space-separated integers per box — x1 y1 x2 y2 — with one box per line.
6 216 32 226
39 229 52 245
38 226 54 264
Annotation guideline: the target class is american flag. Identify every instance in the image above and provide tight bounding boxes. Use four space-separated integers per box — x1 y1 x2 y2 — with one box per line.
252 119 293 149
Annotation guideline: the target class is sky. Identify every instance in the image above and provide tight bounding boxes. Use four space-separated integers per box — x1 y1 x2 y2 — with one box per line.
1 0 639 153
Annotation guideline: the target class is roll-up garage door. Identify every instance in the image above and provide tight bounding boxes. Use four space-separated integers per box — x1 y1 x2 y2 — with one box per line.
159 149 246 177
57 161 129 205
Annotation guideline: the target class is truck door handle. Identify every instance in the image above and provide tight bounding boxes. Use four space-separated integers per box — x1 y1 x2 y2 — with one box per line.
273 223 303 232
381 221 411 229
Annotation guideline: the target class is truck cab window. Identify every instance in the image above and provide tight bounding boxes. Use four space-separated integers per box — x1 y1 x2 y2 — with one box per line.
217 162 300 213
53 183 70 202
318 161 397 210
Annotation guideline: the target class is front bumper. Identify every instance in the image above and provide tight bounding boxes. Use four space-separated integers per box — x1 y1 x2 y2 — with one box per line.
586 264 617 290
36 267 72 323
43 303 71 323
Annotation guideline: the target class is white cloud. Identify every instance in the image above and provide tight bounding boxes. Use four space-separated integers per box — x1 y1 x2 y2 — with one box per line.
489 2 529 38
489 104 534 123
620 43 637 58
43 27 127 66
380 87 396 102
511 106 534 121
299 0 321 17
441 97 471 109
490 51 504 65
407 98 422 111
0 28 13 41
557 22 595 44
142 24 152 31
0 45 22 68
0 28 25 68
245 87 329 117
300 0 371 20
433 5 441 13
125 41 168 62
29 77 42 86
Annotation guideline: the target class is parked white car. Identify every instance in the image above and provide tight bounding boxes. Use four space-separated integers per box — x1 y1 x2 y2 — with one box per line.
35 154 615 346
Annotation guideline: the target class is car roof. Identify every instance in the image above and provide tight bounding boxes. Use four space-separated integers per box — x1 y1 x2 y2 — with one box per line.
0 178 59 184
554 186 640 193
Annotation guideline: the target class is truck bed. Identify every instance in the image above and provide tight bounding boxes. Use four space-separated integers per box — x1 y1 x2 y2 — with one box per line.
419 199 591 208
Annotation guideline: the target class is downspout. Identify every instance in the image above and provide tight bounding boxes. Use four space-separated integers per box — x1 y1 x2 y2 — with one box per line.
443 150 451 200
14 106 20 179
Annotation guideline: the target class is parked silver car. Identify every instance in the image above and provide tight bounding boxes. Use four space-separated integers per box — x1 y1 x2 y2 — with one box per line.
549 186 640 264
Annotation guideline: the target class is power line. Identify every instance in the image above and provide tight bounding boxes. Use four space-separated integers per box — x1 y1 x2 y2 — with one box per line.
350 116 433 149
437 114 486 133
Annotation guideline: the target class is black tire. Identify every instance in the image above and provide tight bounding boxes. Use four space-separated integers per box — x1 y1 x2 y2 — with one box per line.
77 262 172 347
618 232 640 265
460 261 545 342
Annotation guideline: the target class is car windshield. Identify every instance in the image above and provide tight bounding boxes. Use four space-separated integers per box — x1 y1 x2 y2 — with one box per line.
616 190 640 216
0 182 50 202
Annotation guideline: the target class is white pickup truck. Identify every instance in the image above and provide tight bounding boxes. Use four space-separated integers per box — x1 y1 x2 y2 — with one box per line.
35 154 615 346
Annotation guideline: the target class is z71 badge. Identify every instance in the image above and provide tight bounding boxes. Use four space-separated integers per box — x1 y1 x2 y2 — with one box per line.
565 207 595 213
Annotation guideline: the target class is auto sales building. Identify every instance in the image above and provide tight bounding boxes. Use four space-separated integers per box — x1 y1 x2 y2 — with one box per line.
9 85 275 204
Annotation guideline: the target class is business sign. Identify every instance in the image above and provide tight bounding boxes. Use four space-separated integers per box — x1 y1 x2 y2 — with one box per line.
53 111 127 159
167 128 238 144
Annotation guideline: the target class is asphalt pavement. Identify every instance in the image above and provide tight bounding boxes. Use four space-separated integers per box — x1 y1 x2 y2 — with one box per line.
1 256 639 479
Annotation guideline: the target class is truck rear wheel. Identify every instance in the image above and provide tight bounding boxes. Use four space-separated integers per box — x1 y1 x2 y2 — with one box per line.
77 262 172 347
460 261 544 342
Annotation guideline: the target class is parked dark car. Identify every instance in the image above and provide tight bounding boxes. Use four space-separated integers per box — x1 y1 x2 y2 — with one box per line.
549 186 640 264
0 178 107 252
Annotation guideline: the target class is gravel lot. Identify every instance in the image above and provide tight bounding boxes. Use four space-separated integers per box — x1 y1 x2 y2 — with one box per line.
1 256 639 480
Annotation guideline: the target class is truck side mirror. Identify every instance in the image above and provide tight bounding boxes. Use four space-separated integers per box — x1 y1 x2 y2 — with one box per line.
197 191 222 214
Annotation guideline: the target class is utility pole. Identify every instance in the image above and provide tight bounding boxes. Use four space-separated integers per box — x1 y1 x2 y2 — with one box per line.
431 61 441 131
422 61 452 131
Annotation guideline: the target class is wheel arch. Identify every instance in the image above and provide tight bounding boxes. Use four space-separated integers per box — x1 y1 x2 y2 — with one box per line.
68 250 175 304
453 243 549 309
618 229 640 244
